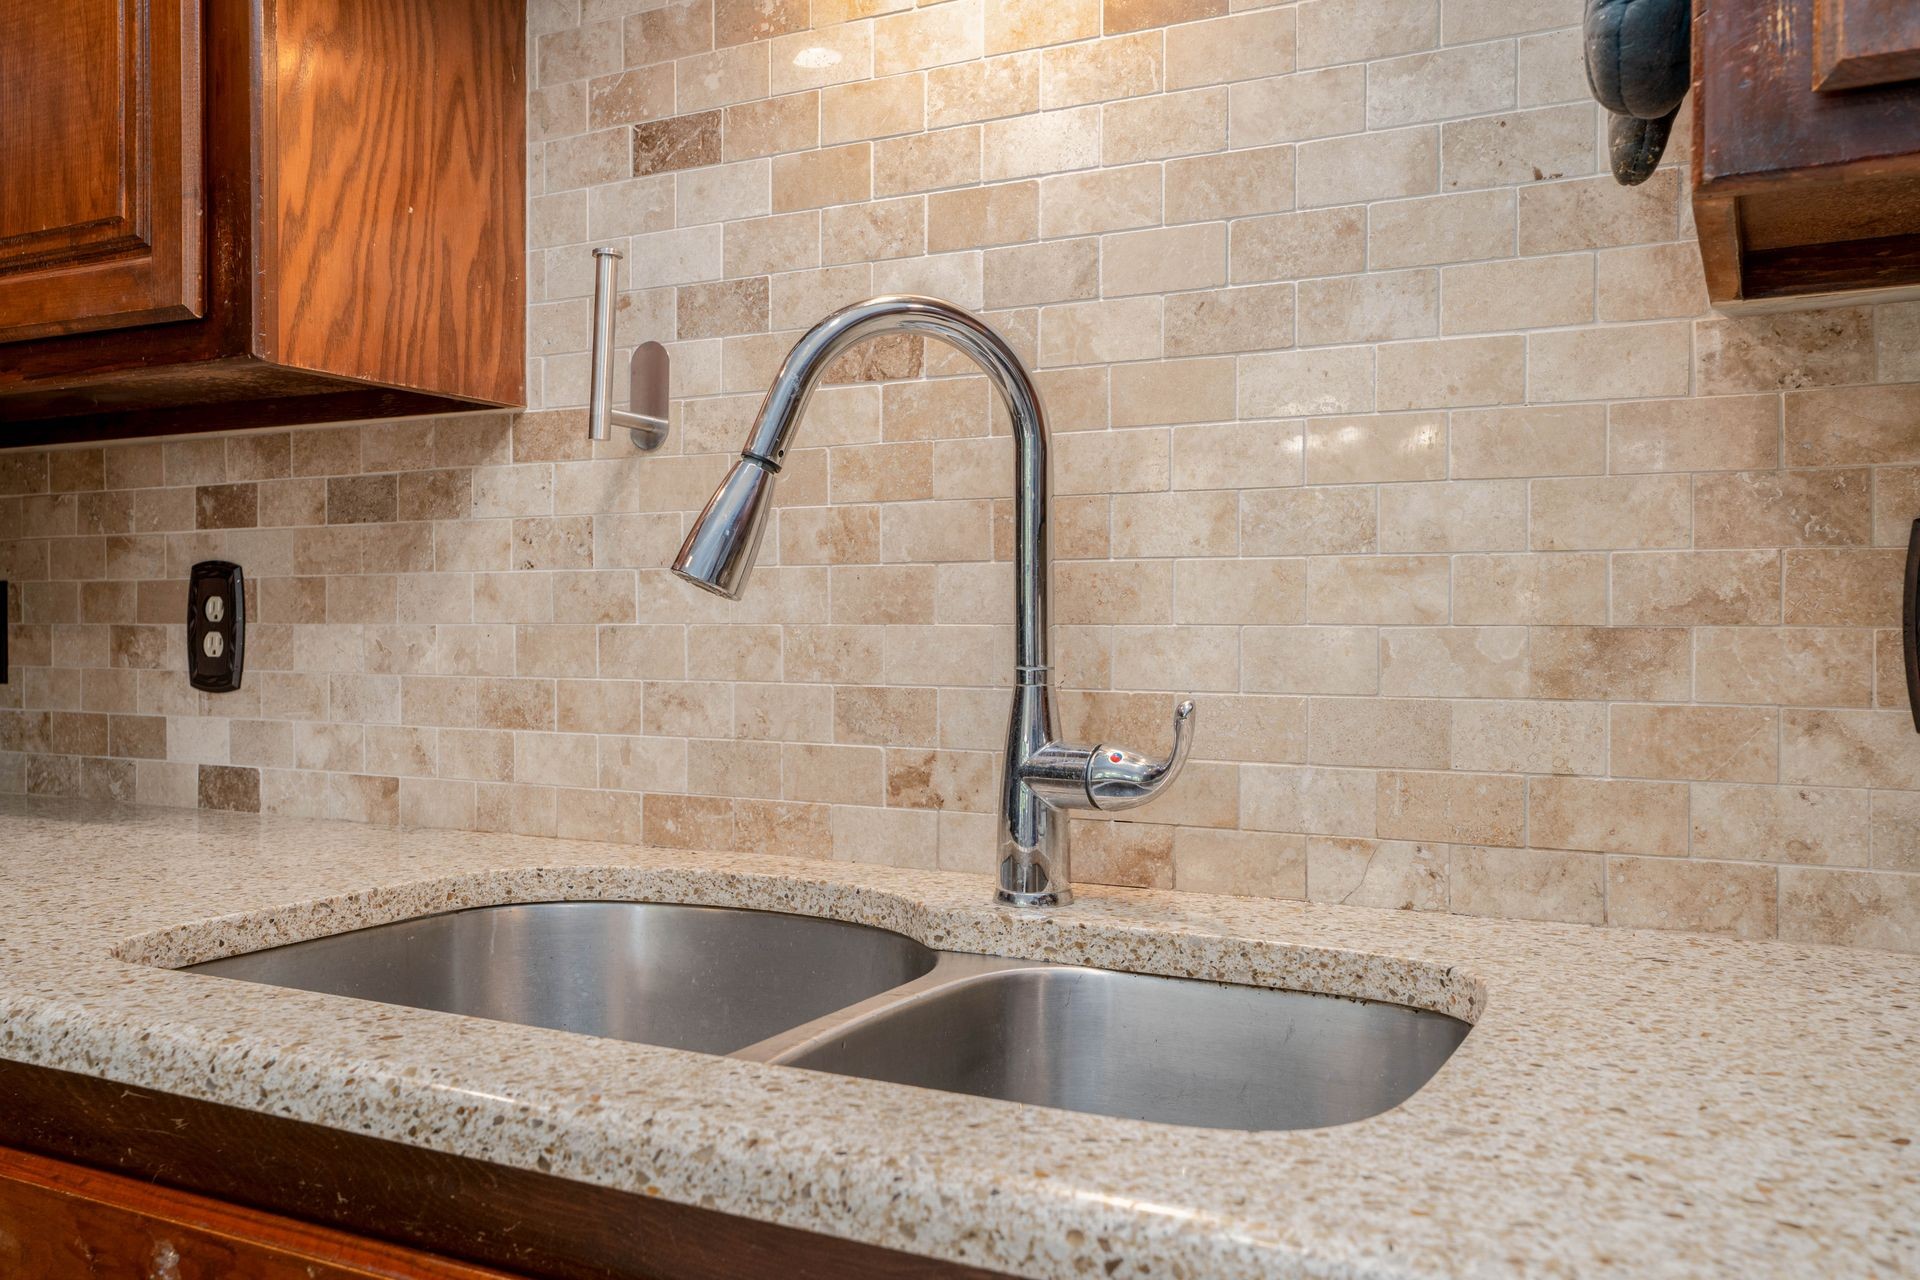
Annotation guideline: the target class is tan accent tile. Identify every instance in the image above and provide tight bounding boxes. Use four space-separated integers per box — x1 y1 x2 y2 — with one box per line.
874 0 983 76
926 51 1039 127
1296 0 1436 69
1167 556 1305 629
1229 65 1363 151
1530 625 1689 701
1380 626 1528 698
1038 296 1162 366
1452 699 1603 775
197 764 260 813
633 111 722 175
1102 87 1226 164
1377 769 1523 844
1367 189 1513 269
1042 31 1162 109
1111 624 1239 691
1230 206 1365 284
874 124 980 196
883 746 996 811
1784 549 1901 626
1518 169 1679 255
1779 866 1920 953
1694 470 1870 549
1781 708 1920 789
1785 385 1920 467
1071 818 1174 887
1307 836 1446 909
1453 552 1607 625
1170 420 1300 493
1307 555 1448 624
1167 7 1293 89
1452 845 1603 925
1871 790 1920 871
1612 550 1780 626
1173 828 1306 897
1244 626 1376 695
1531 777 1688 857
1612 704 1778 784
1609 395 1780 474
1368 42 1514 130
1104 0 1225 34
195 483 259 530
1297 125 1436 207
1695 627 1872 707
1443 254 1593 335
772 142 871 211
1298 269 1437 346
1596 242 1709 321
982 105 1101 180
1240 346 1373 417
1241 763 1373 835
1310 698 1447 768
590 67 675 129
1530 475 1690 551
986 0 1098 54
1379 479 1524 552
1441 102 1593 190
1693 782 1869 866
983 237 1098 308
1376 335 1524 411
1696 308 1873 396
1597 859 1774 940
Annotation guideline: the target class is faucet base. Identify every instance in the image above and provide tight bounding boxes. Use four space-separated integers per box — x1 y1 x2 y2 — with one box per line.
994 886 1073 909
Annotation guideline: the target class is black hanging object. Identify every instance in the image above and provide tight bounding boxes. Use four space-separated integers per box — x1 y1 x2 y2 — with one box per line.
1905 521 1920 733
1584 0 1692 185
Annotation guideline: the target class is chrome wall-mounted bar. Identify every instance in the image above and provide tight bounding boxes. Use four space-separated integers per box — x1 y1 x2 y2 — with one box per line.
588 246 670 450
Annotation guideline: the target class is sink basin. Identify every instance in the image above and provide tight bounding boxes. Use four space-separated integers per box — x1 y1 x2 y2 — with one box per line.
771 962 1470 1131
184 901 1468 1130
188 902 939 1055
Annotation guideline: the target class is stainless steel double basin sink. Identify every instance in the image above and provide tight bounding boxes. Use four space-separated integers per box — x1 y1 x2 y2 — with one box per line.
189 902 1469 1132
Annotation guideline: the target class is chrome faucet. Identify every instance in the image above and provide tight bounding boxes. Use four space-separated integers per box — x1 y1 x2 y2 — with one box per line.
672 296 1195 908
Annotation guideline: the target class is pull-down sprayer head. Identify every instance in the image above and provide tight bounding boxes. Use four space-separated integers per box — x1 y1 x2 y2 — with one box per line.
672 456 777 599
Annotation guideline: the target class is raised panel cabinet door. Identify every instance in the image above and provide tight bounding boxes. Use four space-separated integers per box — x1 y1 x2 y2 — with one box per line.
0 0 204 343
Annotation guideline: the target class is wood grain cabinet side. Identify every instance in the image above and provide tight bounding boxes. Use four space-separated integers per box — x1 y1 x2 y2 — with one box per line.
0 0 525 444
0 1146 523 1279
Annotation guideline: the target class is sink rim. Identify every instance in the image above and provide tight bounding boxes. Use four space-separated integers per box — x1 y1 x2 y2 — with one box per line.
143 885 1481 1134
112 876 1487 1035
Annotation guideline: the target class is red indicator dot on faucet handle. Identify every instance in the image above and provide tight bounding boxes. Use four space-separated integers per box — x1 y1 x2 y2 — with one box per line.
1109 752 1122 763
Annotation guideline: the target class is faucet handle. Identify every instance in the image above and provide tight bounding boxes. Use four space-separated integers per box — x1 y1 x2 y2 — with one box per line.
1085 700 1196 811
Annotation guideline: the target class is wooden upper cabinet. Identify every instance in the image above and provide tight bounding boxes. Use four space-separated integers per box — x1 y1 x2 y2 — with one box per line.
0 0 525 444
0 0 203 343
1692 0 1920 312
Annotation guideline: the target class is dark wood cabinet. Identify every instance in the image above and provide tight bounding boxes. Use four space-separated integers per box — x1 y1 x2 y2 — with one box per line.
0 0 525 444
0 1147 519 1279
1692 0 1920 311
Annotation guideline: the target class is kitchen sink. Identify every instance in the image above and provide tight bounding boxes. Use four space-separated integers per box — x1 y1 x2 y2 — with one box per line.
760 959 1469 1131
185 902 1470 1130
188 902 939 1056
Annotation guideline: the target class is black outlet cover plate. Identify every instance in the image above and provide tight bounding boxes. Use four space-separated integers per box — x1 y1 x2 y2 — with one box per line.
188 561 245 693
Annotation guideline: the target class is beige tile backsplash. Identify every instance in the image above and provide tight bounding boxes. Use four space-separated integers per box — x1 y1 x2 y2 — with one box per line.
4 0 1920 952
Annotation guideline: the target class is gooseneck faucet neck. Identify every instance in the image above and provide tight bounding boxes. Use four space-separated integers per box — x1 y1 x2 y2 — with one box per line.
674 296 1192 909
742 296 1050 675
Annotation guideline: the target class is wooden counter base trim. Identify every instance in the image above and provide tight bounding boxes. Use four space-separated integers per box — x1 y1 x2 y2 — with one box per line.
0 1146 517 1278
0 1057 1018 1280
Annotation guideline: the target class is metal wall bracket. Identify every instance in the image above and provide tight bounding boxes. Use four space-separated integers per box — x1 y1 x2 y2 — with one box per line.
589 247 670 450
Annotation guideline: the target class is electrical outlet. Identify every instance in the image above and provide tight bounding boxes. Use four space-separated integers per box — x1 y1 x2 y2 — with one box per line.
188 561 245 693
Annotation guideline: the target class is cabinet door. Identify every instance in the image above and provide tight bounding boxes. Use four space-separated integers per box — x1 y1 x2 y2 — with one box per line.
0 0 203 342
0 1147 521 1279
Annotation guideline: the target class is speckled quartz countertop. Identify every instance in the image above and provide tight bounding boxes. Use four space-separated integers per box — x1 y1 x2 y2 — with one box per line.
1 799 1916 1278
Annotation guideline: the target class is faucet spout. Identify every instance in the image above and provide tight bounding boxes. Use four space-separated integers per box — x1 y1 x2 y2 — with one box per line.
673 296 1192 909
